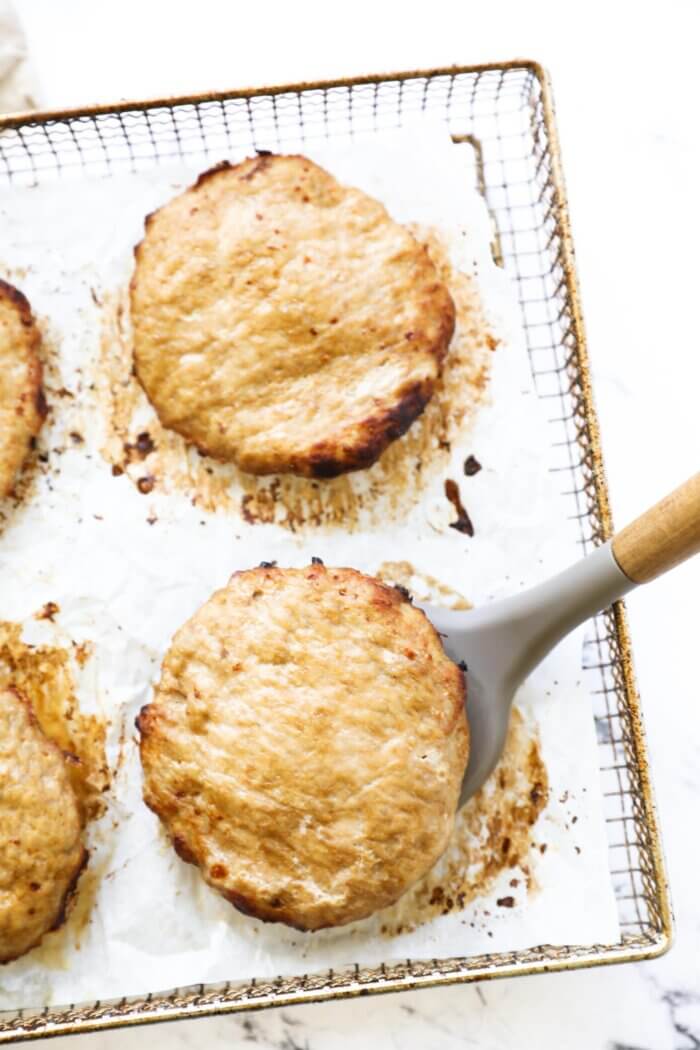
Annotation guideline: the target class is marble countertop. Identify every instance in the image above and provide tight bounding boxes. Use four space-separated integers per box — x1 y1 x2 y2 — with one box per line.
3 1 700 1046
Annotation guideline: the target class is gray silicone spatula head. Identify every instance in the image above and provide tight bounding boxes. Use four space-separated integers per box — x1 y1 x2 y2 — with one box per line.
420 473 700 807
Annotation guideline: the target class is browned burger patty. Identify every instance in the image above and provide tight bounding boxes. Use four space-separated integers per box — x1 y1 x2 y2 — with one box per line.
0 689 86 964
0 281 45 499
137 564 469 930
130 155 455 478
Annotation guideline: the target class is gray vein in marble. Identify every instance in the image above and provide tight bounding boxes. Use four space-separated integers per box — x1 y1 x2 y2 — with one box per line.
660 990 700 1050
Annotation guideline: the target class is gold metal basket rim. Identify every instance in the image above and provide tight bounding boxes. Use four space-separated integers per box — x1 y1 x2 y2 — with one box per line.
0 58 673 1042
1 58 546 128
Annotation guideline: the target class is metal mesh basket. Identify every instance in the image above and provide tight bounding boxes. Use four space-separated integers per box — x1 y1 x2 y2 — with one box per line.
0 61 671 1042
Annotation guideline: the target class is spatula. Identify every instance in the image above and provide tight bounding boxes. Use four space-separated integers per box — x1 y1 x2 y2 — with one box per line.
420 473 700 806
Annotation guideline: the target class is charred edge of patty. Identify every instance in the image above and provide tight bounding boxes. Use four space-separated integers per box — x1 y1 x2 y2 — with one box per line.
135 705 190 845
0 278 33 320
446 657 468 736
222 886 317 932
0 846 89 965
34 383 48 422
194 153 277 188
168 378 435 477
305 378 436 478
195 153 314 187
134 703 151 736
50 845 89 933
150 369 434 476
172 835 199 867
302 284 455 480
194 158 235 187
232 562 417 602
429 277 457 366
237 153 275 182
240 563 424 617
24 329 46 428
169 830 318 930
27 340 47 428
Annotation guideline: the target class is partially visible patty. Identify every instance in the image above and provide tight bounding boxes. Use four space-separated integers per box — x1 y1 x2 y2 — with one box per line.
0 688 86 964
130 155 455 478
137 564 469 931
0 281 46 499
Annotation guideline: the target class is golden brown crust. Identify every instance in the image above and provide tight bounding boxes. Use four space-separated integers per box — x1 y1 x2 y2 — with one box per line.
130 155 455 478
0 280 46 499
138 565 468 930
0 688 86 964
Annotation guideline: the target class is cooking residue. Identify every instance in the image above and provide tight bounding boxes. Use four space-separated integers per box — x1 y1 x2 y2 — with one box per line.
375 560 472 610
444 478 475 536
24 860 108 968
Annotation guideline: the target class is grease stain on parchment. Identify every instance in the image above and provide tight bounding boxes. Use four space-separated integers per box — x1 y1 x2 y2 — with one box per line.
21 860 108 969
375 560 472 610
95 227 498 530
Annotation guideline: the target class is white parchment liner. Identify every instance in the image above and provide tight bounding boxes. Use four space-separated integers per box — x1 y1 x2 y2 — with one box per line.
0 125 618 1007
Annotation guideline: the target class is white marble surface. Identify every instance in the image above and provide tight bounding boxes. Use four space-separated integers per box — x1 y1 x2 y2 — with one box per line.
4 1 700 1046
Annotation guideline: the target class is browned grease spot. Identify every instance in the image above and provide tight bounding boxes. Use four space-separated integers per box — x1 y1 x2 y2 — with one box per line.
375 560 472 611
0 442 41 523
34 600 60 622
125 431 155 460
72 640 95 667
34 600 58 621
379 707 548 935
0 622 109 824
464 454 482 476
96 226 496 529
22 857 108 970
444 478 475 536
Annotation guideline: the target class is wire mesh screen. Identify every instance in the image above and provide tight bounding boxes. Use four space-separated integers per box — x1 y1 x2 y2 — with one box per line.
0 64 668 1041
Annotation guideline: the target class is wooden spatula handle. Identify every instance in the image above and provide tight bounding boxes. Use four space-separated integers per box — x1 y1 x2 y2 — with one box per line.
612 472 700 583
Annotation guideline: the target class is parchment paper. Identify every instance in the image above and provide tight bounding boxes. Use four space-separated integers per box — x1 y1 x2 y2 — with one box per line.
0 124 619 1008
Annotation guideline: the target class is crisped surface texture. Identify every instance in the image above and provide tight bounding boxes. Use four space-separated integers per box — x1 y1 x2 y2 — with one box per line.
138 565 469 930
130 155 455 478
0 689 86 964
0 281 45 498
